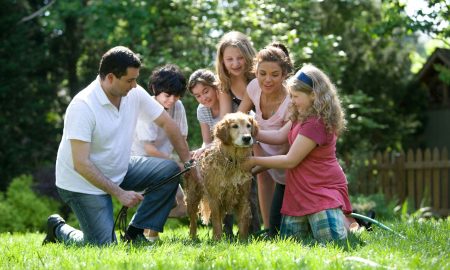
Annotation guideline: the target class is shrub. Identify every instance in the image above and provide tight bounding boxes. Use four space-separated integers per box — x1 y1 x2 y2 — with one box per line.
0 175 61 233
350 193 397 220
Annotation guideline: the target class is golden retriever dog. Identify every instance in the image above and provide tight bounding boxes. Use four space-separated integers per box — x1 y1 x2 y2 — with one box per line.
185 112 258 240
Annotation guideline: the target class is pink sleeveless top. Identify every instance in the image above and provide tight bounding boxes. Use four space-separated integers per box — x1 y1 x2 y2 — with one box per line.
247 78 290 184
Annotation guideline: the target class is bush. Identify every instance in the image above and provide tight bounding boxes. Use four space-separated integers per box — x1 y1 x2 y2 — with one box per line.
0 175 61 233
350 193 397 220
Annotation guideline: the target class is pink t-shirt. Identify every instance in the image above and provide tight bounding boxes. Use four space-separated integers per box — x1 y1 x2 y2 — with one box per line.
247 78 290 184
281 117 352 216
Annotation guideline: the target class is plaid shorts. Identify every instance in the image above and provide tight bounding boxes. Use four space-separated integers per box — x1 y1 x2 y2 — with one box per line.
280 208 347 242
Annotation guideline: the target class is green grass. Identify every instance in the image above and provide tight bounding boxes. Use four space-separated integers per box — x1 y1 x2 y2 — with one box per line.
1 218 449 270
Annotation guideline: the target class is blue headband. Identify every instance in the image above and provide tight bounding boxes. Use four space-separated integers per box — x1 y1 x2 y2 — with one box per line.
297 71 313 88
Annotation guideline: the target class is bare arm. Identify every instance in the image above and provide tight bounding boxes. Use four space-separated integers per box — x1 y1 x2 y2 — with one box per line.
200 122 213 145
143 142 170 159
237 90 254 114
244 134 317 170
191 123 213 160
257 121 292 145
70 139 143 208
154 111 191 163
218 90 233 118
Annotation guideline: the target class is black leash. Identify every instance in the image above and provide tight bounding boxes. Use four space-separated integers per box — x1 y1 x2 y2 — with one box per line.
112 160 196 242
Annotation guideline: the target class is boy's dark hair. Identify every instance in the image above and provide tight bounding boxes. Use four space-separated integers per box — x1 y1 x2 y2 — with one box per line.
99 46 141 80
148 64 187 97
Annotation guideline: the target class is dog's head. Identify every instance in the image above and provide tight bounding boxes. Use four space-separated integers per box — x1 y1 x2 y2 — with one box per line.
213 112 259 147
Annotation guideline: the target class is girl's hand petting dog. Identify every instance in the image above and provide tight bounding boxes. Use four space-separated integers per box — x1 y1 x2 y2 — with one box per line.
242 157 256 172
243 158 268 175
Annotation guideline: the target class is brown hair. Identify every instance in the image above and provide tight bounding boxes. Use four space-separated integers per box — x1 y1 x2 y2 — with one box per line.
187 69 219 94
253 42 293 76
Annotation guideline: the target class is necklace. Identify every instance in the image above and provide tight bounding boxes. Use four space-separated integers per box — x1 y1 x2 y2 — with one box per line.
270 97 284 116
262 91 285 118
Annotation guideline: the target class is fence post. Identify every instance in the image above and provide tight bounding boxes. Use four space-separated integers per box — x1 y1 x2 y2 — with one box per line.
432 148 441 211
442 148 449 216
423 148 432 207
406 149 415 208
395 150 406 203
416 148 424 209
382 150 391 199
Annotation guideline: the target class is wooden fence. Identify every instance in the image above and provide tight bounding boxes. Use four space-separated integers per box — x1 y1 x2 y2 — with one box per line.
351 147 449 216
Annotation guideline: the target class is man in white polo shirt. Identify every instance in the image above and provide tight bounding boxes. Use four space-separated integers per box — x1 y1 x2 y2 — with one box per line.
42 46 194 246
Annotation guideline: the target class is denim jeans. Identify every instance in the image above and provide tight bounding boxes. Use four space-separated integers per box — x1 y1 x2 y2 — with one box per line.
56 156 180 246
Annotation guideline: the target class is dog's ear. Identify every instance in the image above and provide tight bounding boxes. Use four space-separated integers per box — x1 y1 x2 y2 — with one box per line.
250 116 259 137
214 119 231 145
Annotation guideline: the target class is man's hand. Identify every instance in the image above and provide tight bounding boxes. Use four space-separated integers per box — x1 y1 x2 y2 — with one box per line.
117 190 143 208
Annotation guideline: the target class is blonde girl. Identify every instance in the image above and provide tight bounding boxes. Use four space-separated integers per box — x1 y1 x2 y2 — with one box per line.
244 64 352 242
215 31 261 235
215 31 256 118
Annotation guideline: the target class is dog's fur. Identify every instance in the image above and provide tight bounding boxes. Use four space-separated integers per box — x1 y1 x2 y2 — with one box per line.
185 112 258 240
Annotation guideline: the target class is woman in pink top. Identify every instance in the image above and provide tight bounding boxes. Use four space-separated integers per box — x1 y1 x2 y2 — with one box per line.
239 42 293 237
244 64 352 242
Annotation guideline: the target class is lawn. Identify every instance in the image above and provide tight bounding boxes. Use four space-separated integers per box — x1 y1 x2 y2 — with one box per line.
1 217 448 270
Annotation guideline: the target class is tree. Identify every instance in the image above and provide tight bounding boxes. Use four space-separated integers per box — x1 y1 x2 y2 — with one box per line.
1 0 443 190
0 1 63 190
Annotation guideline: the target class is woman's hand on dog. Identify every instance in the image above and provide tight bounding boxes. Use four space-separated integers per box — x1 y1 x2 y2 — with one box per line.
251 165 268 175
191 148 205 160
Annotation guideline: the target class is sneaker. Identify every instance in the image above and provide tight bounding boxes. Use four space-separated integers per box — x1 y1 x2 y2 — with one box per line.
123 233 158 246
145 235 160 243
42 214 65 245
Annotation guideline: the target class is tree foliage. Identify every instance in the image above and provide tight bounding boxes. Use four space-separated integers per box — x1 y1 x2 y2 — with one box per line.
1 0 447 190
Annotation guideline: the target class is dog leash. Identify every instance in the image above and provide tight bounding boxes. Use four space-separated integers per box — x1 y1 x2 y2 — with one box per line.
112 159 197 242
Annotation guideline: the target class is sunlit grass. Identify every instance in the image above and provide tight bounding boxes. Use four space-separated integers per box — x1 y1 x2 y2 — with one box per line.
1 218 448 270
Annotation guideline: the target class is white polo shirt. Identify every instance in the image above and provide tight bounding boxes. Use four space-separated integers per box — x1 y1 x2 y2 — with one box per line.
55 77 164 194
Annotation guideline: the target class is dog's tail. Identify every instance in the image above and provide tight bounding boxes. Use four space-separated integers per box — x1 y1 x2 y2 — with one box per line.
199 199 211 225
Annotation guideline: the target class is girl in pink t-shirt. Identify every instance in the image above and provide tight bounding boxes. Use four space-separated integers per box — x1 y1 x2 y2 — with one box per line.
244 64 352 242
